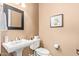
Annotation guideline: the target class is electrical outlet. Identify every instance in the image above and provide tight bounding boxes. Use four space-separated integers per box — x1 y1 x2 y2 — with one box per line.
76 49 79 55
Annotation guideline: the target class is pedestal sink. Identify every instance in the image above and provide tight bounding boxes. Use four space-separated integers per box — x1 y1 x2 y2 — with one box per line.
2 39 32 56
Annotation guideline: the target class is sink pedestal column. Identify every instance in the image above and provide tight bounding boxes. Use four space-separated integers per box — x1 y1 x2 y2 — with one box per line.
16 48 23 56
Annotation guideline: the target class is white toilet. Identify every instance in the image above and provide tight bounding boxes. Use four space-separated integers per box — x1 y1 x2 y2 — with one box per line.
30 36 50 56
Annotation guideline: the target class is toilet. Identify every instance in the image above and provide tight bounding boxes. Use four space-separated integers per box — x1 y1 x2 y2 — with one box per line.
30 36 50 56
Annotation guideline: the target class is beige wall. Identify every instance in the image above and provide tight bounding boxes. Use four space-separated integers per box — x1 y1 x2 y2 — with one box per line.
1 3 39 55
0 32 1 54
0 4 3 54
1 3 79 56
0 5 1 54
1 3 39 43
39 3 79 56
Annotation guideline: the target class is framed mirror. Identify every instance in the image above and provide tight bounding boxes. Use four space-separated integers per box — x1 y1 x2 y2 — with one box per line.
3 4 24 30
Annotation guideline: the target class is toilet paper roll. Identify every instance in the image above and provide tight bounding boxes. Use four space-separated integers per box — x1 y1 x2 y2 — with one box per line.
54 44 60 49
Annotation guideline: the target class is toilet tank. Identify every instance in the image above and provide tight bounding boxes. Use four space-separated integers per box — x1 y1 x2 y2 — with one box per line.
30 36 40 50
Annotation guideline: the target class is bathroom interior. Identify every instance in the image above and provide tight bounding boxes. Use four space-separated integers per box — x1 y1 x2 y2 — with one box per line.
0 3 79 56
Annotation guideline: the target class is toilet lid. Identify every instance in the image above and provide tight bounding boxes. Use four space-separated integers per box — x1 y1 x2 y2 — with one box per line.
35 48 50 55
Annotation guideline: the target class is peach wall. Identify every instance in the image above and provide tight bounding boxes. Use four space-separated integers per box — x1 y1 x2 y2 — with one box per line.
0 32 1 54
0 4 3 54
39 3 79 56
1 3 39 42
0 3 39 55
1 3 79 56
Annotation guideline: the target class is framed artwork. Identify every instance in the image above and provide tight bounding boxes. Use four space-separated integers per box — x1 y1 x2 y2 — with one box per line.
50 14 63 28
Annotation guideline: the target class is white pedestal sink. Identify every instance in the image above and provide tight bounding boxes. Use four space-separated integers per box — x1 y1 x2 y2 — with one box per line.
2 39 33 56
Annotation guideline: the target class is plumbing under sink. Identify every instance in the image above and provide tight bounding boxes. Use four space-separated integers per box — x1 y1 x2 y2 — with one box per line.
2 39 33 56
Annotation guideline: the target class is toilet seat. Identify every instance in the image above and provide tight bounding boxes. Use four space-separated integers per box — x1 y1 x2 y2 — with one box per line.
35 48 50 55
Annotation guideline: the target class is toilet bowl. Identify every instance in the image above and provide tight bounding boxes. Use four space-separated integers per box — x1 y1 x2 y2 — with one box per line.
30 36 50 56
35 48 50 56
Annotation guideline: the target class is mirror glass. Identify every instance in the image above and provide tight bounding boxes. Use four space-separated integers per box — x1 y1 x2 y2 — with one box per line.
8 9 22 27
3 4 24 30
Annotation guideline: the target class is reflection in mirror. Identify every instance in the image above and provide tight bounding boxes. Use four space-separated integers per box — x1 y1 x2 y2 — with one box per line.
8 9 22 27
3 4 24 30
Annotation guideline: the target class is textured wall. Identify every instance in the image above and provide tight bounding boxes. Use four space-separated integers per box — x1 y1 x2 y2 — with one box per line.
1 3 39 56
1 3 79 56
39 3 79 56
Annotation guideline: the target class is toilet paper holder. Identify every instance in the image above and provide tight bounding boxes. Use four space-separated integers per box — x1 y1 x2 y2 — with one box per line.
54 44 60 49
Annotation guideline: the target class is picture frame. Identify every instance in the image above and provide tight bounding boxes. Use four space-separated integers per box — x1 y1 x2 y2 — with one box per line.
3 4 24 30
50 14 63 28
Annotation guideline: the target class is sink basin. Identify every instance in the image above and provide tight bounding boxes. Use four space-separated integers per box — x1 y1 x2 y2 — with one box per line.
2 39 32 56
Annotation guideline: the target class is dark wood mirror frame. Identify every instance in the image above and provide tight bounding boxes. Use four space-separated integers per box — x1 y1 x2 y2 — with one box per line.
3 4 24 30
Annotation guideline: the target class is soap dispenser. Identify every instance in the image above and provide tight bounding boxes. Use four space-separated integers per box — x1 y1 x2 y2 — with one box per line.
5 36 9 43
16 37 20 40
